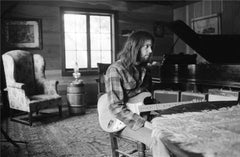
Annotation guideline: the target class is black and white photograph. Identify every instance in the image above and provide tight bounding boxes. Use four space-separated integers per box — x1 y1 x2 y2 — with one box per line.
1 1 240 157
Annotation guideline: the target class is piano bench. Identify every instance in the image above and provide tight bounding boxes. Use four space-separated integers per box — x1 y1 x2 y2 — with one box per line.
110 132 147 157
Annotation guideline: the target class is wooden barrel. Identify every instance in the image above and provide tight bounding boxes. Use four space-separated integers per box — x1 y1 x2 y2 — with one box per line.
67 83 85 115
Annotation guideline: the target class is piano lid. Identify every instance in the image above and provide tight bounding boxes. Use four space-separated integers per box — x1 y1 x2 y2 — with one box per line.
165 20 240 64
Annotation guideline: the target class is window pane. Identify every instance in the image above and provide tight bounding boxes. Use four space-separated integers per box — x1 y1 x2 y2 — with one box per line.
64 14 75 33
91 50 111 68
66 51 88 69
90 15 111 65
75 15 86 33
90 34 101 50
77 51 87 68
101 34 111 50
64 14 86 33
76 33 87 50
91 34 110 51
65 33 77 50
90 16 110 34
64 14 87 51
65 51 76 68
91 51 101 68
100 16 110 33
101 51 111 63
65 33 87 50
64 12 113 72
90 16 101 33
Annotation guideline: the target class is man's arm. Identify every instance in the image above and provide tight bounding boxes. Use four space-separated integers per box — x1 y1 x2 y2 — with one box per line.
105 67 146 131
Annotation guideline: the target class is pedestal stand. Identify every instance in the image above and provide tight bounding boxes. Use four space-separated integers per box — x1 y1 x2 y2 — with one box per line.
67 72 86 115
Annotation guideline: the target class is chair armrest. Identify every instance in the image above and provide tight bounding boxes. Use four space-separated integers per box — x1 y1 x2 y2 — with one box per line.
6 84 30 108
7 82 26 90
42 79 59 95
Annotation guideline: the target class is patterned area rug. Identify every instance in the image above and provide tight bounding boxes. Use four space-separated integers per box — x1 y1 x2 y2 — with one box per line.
1 108 139 157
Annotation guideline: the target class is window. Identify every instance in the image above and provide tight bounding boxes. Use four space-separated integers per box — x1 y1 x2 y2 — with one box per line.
61 8 116 75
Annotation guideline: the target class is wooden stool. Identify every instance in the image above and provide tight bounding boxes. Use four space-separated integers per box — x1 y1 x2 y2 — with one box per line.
110 132 147 157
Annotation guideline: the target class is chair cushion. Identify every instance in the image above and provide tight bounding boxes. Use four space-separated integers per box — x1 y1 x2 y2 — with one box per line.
29 94 62 112
30 94 61 103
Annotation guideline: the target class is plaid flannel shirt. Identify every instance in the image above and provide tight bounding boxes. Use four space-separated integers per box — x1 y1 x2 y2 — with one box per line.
105 60 152 130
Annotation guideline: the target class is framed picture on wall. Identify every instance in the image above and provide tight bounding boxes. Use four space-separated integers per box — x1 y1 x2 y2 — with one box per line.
191 14 221 34
3 18 42 49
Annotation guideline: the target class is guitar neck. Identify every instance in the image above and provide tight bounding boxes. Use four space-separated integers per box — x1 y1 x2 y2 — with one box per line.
138 101 199 113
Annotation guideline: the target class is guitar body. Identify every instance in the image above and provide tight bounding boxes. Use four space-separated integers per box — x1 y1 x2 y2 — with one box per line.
97 92 152 133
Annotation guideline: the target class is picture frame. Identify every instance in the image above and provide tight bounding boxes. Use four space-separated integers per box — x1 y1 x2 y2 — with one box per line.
191 14 221 35
3 18 42 49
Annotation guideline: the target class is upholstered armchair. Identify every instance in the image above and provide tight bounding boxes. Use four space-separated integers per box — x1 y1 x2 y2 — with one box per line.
2 50 62 126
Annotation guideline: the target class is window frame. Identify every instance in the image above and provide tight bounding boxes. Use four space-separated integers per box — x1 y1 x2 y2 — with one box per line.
60 7 117 76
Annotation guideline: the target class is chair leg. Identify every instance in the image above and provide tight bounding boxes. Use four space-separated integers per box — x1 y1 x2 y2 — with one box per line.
28 112 32 126
110 133 119 157
1 127 19 147
58 105 62 117
137 142 146 157
10 109 32 126
1 127 27 147
36 110 39 115
9 109 13 119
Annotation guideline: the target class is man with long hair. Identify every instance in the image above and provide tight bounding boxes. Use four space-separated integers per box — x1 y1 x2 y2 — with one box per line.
105 30 170 157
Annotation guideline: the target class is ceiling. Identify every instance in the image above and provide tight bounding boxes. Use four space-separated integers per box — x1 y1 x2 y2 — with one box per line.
124 0 201 8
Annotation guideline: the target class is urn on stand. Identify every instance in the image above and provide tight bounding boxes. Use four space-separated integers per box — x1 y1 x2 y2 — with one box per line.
67 62 86 115
72 62 83 85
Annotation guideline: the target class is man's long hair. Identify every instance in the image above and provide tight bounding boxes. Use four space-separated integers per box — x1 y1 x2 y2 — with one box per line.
117 30 154 68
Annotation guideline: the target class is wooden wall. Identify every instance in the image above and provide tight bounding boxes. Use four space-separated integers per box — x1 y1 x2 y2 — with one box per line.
2 0 239 106
1 0 173 70
173 0 240 63
1 0 173 107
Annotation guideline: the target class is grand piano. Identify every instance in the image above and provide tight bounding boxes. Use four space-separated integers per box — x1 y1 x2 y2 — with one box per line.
152 20 240 92
151 21 240 157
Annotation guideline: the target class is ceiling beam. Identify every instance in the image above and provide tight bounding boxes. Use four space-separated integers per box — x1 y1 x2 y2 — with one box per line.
124 0 201 8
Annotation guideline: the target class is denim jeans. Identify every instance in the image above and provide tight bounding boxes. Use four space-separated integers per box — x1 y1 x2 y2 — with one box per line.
121 126 170 157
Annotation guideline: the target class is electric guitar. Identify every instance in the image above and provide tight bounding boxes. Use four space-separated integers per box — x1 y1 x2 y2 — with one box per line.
97 92 203 133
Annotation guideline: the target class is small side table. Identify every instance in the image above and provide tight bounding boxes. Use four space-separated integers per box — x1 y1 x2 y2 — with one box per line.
67 83 86 115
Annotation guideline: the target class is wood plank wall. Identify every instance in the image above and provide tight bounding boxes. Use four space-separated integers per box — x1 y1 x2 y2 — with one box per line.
2 1 172 70
1 1 172 107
